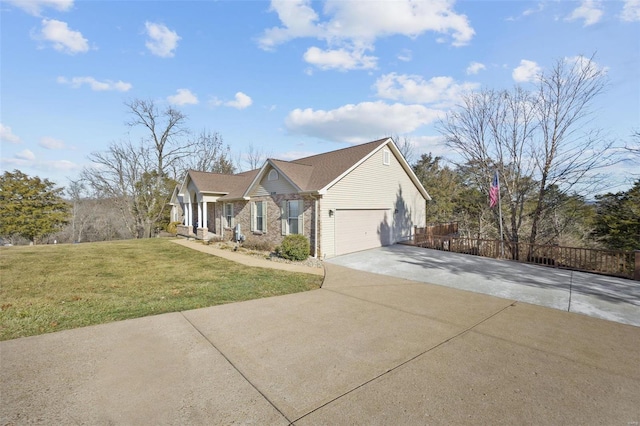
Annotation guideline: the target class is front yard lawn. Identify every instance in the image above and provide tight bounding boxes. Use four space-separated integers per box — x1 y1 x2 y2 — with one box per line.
0 238 323 341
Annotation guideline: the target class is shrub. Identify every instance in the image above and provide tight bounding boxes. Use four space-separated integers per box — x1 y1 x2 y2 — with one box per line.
276 234 310 261
166 221 182 235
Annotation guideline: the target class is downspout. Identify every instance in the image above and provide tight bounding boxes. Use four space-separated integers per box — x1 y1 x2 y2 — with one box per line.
313 197 318 258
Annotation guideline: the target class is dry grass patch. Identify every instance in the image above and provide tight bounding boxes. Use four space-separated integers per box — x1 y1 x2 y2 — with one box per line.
0 238 322 341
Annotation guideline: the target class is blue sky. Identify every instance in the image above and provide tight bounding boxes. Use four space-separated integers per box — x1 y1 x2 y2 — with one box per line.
1 0 639 192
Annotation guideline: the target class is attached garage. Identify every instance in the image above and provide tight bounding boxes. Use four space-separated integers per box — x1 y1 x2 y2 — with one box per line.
334 209 392 256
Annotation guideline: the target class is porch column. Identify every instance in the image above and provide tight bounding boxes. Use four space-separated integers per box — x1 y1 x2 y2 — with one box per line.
197 202 203 228
185 203 191 227
203 201 208 230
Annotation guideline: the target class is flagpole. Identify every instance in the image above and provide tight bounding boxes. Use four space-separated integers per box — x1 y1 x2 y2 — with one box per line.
496 170 505 258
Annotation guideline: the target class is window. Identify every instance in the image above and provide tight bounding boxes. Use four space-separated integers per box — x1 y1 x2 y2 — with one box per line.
288 200 300 234
383 149 391 166
224 203 233 228
268 169 279 181
251 201 266 233
282 200 304 235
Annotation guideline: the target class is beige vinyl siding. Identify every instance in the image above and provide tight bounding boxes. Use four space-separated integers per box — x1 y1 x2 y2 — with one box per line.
321 147 426 258
251 167 297 196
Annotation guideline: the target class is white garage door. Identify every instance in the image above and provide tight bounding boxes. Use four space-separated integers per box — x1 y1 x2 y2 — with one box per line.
335 209 392 256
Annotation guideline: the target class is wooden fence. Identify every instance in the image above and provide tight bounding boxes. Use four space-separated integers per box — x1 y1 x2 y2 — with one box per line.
413 227 639 280
422 222 459 237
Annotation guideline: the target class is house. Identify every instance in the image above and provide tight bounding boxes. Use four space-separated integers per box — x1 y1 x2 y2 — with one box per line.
173 137 430 258
168 185 184 224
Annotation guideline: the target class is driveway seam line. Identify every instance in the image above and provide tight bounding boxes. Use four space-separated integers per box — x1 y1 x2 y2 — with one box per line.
292 301 517 424
322 287 515 328
179 312 292 424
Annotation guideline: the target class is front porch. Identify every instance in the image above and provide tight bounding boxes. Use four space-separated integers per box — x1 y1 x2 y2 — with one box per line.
176 197 221 241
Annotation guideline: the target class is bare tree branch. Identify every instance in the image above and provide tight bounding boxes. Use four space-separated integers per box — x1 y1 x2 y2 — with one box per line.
438 54 612 247
390 134 416 165
178 130 236 175
243 143 272 171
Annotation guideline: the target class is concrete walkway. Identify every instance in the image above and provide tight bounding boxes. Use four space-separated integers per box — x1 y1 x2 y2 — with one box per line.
170 238 324 276
2 262 639 424
328 244 640 327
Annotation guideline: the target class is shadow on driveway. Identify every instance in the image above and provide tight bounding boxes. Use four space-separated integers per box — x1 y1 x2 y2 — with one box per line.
327 244 640 326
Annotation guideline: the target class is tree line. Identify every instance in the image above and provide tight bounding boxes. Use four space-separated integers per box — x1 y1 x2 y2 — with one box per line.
1 55 638 250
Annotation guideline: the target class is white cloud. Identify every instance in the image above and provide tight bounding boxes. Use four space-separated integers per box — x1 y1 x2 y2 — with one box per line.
566 55 609 77
57 76 132 92
566 0 604 26
507 2 545 20
259 0 322 50
523 2 545 17
374 73 479 107
1 156 80 173
621 0 640 21
412 135 450 157
46 159 80 171
6 0 73 16
167 89 199 105
208 97 223 107
285 101 441 144
16 149 36 161
303 46 377 70
225 92 253 109
39 137 66 150
37 19 89 54
277 150 319 161
397 48 412 62
0 124 21 144
145 22 180 58
259 0 475 50
466 61 486 75
512 59 541 82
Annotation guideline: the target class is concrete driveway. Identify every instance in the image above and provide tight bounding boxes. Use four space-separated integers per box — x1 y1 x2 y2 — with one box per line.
327 244 640 327
2 259 639 424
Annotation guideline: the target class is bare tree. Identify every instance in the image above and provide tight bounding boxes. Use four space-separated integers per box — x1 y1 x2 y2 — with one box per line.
82 140 148 238
242 143 272 171
81 99 195 238
528 54 612 246
440 54 613 247
439 87 539 246
125 99 190 180
66 179 94 243
178 130 236 175
625 130 640 167
390 134 416 165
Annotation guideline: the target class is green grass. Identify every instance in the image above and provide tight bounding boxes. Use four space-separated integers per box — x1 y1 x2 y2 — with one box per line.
0 238 323 341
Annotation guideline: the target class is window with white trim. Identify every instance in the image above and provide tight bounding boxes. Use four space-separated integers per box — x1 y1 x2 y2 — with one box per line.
383 149 391 165
268 169 278 181
281 200 304 235
288 200 300 234
224 203 233 228
251 201 266 233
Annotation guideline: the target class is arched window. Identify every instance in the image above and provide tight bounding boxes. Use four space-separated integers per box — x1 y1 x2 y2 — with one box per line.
268 169 279 181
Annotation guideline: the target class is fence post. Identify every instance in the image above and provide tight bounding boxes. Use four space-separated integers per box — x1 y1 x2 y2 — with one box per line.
635 251 640 281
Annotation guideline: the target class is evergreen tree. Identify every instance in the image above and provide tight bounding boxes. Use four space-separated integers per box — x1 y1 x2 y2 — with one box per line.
413 153 461 223
592 180 640 251
0 170 69 244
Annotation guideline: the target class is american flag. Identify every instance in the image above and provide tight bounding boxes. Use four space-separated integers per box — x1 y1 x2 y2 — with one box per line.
489 171 499 208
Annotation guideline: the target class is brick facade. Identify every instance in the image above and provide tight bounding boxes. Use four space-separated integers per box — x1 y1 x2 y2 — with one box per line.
228 194 318 256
